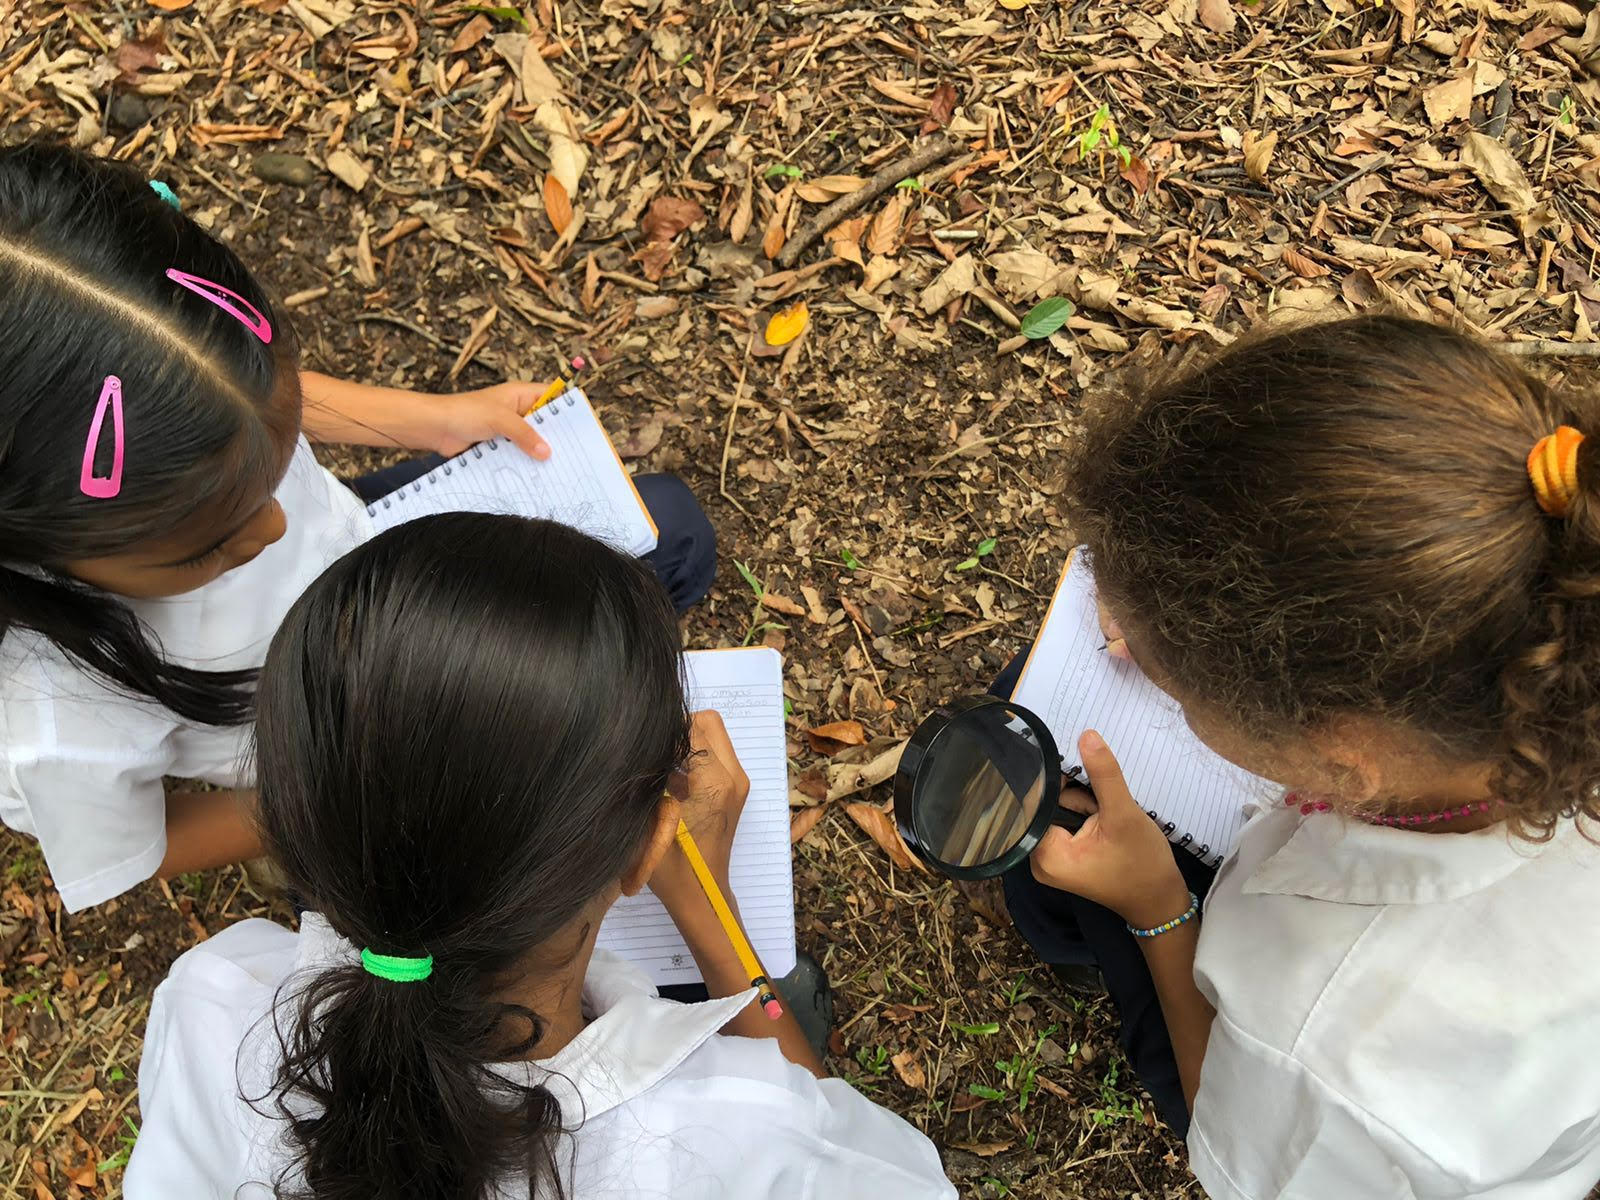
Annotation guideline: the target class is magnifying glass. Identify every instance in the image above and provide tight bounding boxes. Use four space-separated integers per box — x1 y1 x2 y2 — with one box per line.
894 696 1094 879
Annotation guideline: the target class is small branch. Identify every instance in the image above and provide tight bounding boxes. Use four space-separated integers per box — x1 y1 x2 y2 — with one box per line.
1309 152 1393 204
718 351 754 519
1497 340 1600 359
776 135 959 269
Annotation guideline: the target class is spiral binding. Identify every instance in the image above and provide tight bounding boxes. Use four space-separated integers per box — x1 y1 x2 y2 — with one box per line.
1144 807 1221 868
367 392 578 516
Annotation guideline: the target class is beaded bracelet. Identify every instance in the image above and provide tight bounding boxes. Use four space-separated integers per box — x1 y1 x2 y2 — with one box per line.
1127 892 1200 939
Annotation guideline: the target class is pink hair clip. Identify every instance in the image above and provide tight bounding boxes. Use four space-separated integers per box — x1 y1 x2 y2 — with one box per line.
164 268 273 345
80 376 126 500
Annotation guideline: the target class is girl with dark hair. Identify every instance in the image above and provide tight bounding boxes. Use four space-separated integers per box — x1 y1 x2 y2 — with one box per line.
1001 316 1600 1197
0 142 715 912
125 514 953 1200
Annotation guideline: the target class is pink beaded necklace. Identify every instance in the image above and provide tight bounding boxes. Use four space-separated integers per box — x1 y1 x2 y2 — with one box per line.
1283 793 1496 827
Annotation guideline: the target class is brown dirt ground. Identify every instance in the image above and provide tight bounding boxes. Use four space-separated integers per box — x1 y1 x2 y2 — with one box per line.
3 1 1599 1198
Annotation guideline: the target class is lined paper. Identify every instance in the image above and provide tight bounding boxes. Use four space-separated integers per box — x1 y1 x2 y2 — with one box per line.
1013 553 1273 865
365 388 658 556
596 647 797 985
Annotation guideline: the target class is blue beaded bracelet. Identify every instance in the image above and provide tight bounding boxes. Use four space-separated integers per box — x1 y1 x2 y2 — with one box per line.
1127 892 1200 939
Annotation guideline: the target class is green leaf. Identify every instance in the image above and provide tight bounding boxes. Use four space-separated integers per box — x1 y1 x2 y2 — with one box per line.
955 556 979 571
953 1020 1001 1035
976 536 997 557
968 1083 1008 1101
734 559 764 598
895 176 923 191
1020 297 1074 340
783 698 794 717
108 1065 126 1083
841 547 862 570
764 163 803 180
464 4 529 27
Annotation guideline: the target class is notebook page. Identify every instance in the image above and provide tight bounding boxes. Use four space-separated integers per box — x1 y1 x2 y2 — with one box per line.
365 388 658 556
595 647 798 986
1013 552 1274 864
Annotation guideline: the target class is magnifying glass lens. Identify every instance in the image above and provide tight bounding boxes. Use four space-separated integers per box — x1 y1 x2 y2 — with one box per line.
914 705 1049 869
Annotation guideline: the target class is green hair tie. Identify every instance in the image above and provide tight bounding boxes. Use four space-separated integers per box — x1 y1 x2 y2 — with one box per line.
361 948 434 983
148 180 181 210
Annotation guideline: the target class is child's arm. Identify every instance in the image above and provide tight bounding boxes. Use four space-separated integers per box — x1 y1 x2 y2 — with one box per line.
157 788 264 878
650 712 828 1079
1029 731 1215 1111
297 372 552 462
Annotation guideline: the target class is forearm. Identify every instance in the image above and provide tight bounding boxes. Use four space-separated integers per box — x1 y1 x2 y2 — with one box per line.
298 371 431 448
158 788 265 877
668 889 827 1079
1137 921 1213 1113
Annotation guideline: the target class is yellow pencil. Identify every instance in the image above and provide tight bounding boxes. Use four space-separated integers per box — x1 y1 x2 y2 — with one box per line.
522 378 567 416
675 819 783 1019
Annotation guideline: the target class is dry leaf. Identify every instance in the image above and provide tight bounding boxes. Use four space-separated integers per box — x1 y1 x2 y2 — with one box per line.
542 174 572 235
922 80 958 134
951 1140 1015 1157
450 14 492 54
149 0 195 9
1460 132 1553 238
998 0 1031 8
448 305 498 380
521 39 565 103
1196 0 1237 34
843 801 924 872
533 100 588 195
795 175 866 203
861 255 900 294
1243 130 1278 183
827 740 905 801
1423 74 1474 126
807 719 868 754
790 804 829 844
762 184 795 261
827 215 869 266
324 149 370 192
759 590 807 616
1281 246 1329 278
765 301 811 347
920 254 979 314
641 195 706 240
866 194 909 257
891 1050 927 1089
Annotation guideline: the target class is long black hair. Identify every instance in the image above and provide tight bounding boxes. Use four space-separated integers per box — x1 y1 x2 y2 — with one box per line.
0 142 298 725
254 513 692 1200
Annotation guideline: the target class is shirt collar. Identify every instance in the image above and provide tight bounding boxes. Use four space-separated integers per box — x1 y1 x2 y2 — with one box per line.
295 915 752 1121
1241 803 1568 905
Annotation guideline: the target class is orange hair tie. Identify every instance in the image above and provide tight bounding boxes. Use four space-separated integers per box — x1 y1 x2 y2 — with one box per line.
1527 426 1586 518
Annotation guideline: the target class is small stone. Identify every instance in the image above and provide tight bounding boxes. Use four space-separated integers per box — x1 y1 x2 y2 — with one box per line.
252 153 318 188
108 92 150 131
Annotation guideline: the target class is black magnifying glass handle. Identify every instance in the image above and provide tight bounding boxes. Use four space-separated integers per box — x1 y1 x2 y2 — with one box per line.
1051 764 1094 834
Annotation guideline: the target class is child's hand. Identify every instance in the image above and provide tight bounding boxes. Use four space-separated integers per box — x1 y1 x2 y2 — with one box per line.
1030 730 1191 929
422 382 554 462
1097 595 1132 662
650 711 750 907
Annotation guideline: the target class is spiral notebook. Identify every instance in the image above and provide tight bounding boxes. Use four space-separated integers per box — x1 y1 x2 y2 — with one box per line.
595 647 797 987
1013 551 1274 867
364 386 658 556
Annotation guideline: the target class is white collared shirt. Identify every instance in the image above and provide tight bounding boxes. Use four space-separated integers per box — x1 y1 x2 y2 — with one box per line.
0 441 371 911
126 914 956 1199
1189 803 1600 1199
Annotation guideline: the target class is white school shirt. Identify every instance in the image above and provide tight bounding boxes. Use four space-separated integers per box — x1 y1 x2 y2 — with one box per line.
1189 802 1600 1200
126 913 957 1200
0 440 370 911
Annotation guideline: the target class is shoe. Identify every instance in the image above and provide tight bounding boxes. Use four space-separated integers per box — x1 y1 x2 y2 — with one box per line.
1050 961 1105 996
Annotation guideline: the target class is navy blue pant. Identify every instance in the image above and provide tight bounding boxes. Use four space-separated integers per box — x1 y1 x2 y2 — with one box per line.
352 457 717 613
990 649 1215 1136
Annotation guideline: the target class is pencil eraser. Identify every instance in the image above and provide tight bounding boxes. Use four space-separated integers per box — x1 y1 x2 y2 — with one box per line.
762 998 784 1020
571 355 587 370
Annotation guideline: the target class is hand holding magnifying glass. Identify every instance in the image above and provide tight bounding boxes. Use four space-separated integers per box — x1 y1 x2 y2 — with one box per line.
1029 730 1192 930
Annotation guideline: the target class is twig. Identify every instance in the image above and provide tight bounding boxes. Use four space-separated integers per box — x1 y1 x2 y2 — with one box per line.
1309 152 1394 204
718 352 753 519
1497 340 1600 359
776 135 959 269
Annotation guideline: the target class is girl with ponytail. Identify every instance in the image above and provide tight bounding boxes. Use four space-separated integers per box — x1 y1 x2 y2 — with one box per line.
0 142 709 912
125 514 954 1200
1001 315 1600 1197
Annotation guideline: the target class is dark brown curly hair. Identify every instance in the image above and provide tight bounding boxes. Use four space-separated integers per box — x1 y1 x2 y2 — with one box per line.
1067 314 1600 840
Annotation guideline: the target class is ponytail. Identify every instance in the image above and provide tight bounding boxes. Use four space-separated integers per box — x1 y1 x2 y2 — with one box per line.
1495 422 1600 838
0 564 255 726
264 960 567 1200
